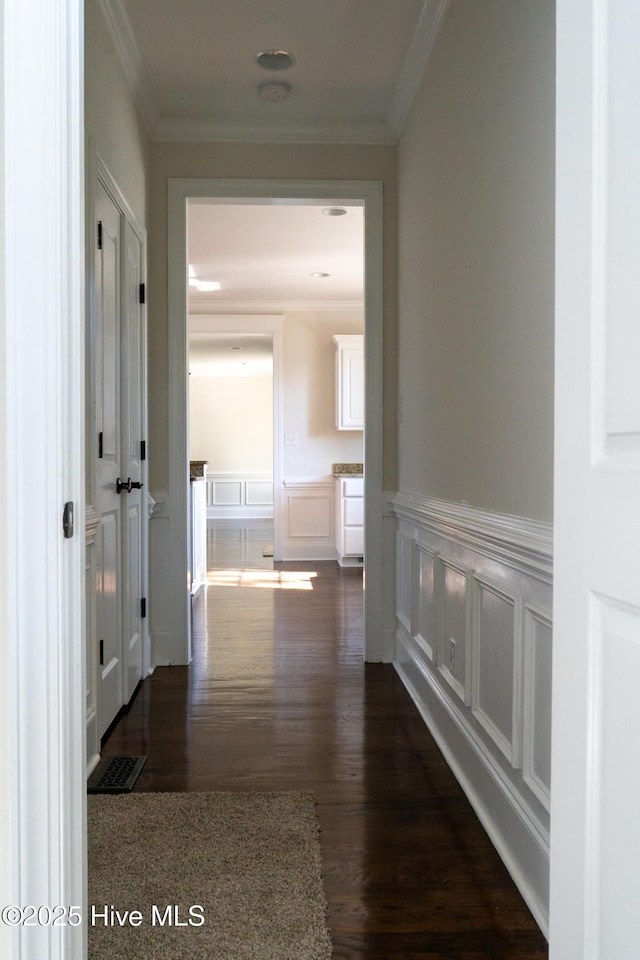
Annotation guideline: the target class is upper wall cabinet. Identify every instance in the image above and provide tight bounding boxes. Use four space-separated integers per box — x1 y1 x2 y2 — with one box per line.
333 334 364 431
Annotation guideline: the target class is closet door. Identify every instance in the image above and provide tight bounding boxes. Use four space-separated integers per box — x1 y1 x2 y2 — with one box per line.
95 181 124 737
121 220 146 703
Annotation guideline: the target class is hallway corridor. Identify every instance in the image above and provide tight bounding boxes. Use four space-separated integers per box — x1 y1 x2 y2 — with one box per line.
103 520 548 959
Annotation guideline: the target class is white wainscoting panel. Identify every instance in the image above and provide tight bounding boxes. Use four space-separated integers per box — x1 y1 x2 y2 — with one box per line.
472 576 520 767
439 558 471 705
391 492 553 935
206 473 273 519
280 478 336 560
523 604 552 810
395 533 413 634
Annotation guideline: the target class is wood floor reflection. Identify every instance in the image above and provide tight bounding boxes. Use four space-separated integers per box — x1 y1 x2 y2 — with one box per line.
103 519 548 959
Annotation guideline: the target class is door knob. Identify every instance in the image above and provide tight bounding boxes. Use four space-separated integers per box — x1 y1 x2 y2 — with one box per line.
116 477 132 494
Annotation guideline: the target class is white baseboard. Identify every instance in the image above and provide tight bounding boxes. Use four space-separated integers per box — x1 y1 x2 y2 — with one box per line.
207 505 273 519
395 647 549 935
280 544 338 562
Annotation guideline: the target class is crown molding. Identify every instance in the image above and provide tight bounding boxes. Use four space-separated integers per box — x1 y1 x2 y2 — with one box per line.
188 298 364 314
387 0 451 141
96 0 161 135
96 0 448 146
152 115 395 145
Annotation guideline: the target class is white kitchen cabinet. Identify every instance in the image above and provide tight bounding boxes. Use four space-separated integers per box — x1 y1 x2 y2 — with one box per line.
335 476 364 566
333 334 364 430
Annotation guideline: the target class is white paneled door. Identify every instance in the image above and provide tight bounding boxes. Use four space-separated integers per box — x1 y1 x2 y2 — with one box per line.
122 219 146 702
95 181 124 736
551 1 640 956
94 179 146 738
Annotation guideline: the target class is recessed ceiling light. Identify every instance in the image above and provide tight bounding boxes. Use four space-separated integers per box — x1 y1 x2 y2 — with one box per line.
322 207 347 217
259 80 290 102
311 272 329 278
255 50 296 71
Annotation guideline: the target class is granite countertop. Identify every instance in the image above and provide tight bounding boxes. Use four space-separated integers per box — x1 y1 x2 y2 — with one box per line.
190 460 208 480
332 462 363 477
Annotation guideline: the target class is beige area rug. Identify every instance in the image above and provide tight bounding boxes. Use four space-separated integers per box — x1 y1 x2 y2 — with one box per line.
87 791 333 960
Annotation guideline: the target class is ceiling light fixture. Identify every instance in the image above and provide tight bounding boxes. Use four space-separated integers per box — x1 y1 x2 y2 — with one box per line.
255 49 296 71
259 79 290 102
311 272 329 278
322 207 347 217
189 279 221 292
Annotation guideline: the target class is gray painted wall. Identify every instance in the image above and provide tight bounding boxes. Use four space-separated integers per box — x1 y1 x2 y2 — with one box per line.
397 0 555 522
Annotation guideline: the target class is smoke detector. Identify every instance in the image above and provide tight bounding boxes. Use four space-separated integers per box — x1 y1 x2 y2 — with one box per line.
259 80 290 102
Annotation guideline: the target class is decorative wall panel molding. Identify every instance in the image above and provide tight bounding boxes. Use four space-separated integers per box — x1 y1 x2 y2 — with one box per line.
392 492 553 581
522 604 552 810
206 473 273 519
279 478 336 561
391 492 553 934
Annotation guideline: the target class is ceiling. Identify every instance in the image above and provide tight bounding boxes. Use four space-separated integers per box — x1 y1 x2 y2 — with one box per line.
187 201 364 374
97 0 449 143
187 200 364 311
96 0 448 368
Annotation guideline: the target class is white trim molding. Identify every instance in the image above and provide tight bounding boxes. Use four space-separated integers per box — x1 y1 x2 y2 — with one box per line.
392 492 553 581
1 0 85 956
391 493 553 935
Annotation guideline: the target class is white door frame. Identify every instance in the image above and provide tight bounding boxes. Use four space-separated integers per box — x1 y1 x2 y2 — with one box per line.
86 144 149 753
167 178 385 664
187 313 283 546
0 0 85 957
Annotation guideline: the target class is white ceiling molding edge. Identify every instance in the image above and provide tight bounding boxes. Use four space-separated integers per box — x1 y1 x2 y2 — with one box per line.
387 0 452 141
153 116 394 146
188 299 364 314
96 0 161 135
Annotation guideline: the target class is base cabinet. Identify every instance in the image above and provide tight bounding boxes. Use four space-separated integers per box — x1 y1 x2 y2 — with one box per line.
336 477 364 566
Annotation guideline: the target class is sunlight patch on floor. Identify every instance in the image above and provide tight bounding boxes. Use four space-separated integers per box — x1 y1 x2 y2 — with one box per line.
207 569 318 590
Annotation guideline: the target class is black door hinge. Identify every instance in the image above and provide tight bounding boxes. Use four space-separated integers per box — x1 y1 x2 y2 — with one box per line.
99 639 104 666
141 598 147 619
98 431 103 459
139 282 145 304
97 220 103 250
140 439 146 461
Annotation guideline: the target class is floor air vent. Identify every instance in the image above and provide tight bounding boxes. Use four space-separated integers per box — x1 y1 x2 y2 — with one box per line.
87 756 146 794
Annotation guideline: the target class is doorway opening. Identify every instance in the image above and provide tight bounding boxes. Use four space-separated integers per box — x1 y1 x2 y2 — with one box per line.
167 179 385 665
187 310 282 571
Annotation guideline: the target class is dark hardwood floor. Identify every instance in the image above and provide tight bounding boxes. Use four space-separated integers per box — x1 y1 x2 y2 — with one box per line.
103 519 548 959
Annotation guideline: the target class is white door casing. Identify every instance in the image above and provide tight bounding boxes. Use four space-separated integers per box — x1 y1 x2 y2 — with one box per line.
166 179 385 666
0 0 85 956
550 1 640 956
